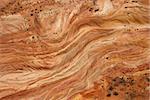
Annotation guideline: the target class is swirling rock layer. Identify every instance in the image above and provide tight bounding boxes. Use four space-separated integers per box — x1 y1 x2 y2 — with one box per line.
0 0 150 100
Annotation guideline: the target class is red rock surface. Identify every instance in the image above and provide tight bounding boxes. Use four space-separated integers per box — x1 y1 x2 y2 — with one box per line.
0 0 150 100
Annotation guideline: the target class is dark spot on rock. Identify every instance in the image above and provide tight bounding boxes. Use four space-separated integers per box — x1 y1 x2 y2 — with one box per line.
127 78 135 85
113 77 126 84
119 77 126 83
35 11 39 14
113 91 119 96
32 36 35 39
113 78 116 82
144 73 148 76
132 1 138 3
109 86 113 91
31 14 33 16
89 8 93 11
106 93 111 97
125 7 127 8
131 79 134 83
106 57 109 59
18 68 23 70
1 9 4 12
94 9 99 12
146 77 150 82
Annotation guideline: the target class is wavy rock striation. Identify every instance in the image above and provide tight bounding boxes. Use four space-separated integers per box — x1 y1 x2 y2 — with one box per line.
0 0 150 100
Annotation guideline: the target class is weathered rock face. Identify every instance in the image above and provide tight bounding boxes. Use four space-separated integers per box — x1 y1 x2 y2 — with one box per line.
0 0 150 100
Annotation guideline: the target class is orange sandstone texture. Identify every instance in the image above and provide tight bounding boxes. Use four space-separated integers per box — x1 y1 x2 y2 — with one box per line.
0 0 150 100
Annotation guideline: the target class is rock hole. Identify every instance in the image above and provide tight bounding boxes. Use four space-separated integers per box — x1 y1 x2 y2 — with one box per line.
113 91 119 96
132 1 137 3
32 36 35 39
94 9 99 12
108 86 113 91
89 8 93 11
146 77 150 82
106 94 111 97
